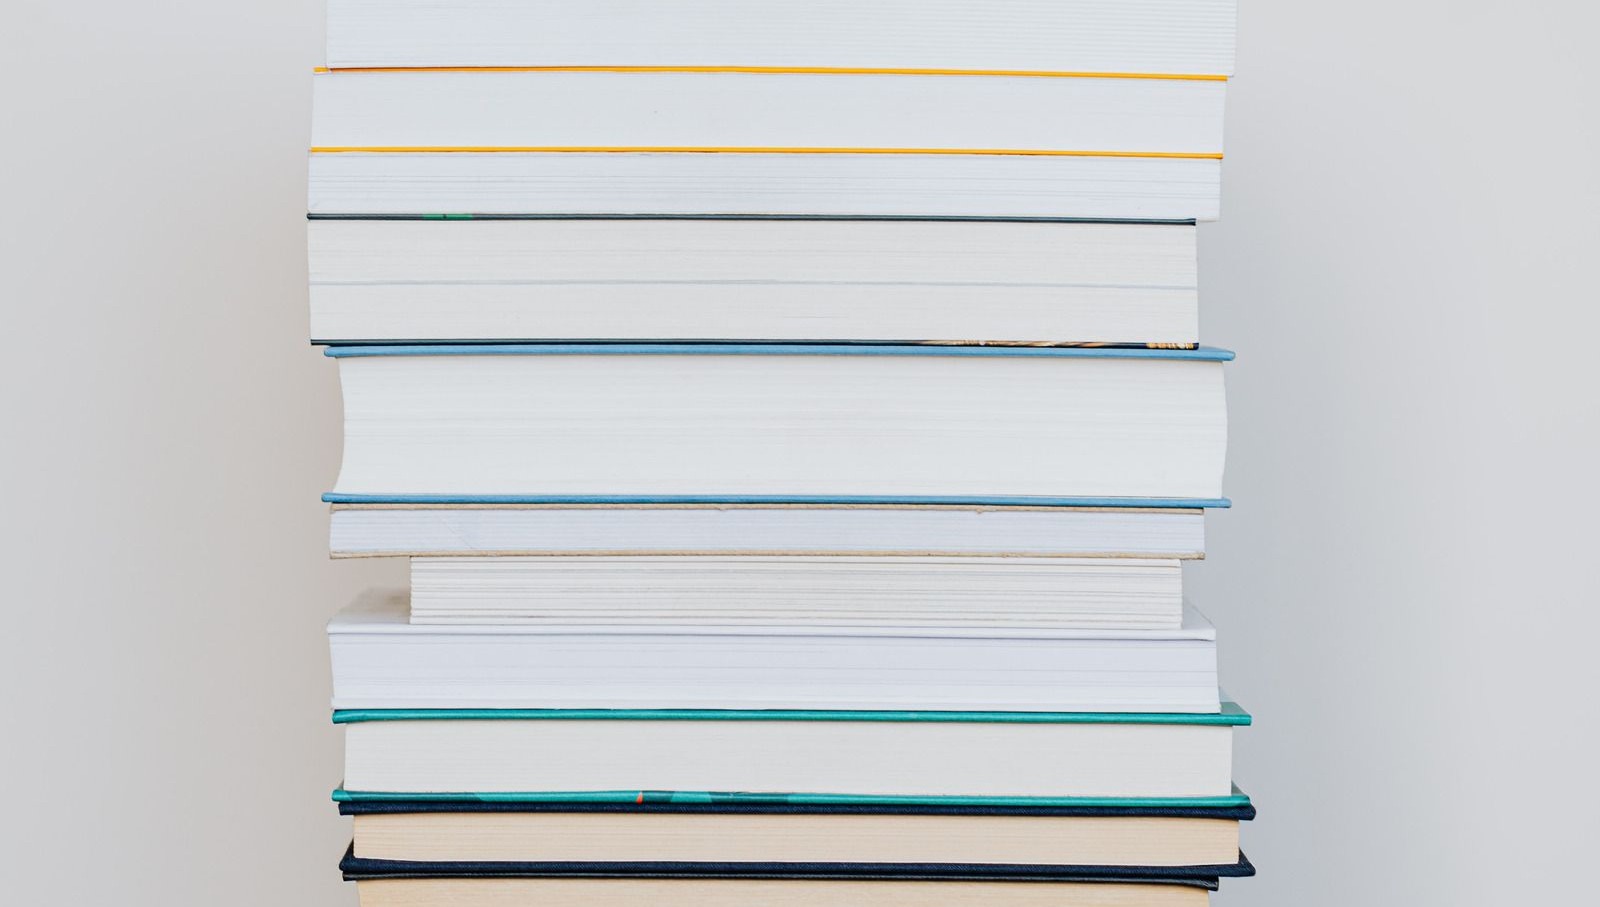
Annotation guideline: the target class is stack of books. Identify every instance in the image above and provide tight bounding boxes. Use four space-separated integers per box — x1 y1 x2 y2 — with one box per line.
311 1 1254 904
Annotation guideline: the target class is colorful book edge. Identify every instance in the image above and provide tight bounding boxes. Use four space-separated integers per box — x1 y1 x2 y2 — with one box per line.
320 493 1232 508
332 702 1251 726
337 845 1254 883
324 342 1234 361
332 784 1254 814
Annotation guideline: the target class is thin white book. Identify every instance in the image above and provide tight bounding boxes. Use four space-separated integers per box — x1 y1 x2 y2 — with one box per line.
328 504 1211 559
307 219 1199 344
325 346 1230 502
327 590 1220 712
308 151 1222 220
338 704 1236 797
310 70 1224 155
325 0 1238 74
408 556 1185 630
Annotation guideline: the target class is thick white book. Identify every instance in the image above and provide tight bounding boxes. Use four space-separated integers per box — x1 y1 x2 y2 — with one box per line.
324 345 1230 502
329 504 1210 559
408 556 1185 630
307 219 1199 345
325 0 1238 75
327 590 1220 712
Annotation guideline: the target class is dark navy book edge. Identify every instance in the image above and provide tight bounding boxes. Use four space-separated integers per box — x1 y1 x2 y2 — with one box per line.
337 798 1256 820
332 782 1253 811
338 844 1251 884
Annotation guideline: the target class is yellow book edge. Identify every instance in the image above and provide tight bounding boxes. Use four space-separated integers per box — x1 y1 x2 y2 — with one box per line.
309 146 1222 159
313 65 1227 81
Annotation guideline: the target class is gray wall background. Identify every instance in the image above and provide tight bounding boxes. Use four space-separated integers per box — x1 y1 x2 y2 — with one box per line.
4 2 1596 903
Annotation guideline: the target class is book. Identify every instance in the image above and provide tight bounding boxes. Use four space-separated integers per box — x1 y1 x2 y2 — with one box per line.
324 345 1230 503
339 841 1253 882
309 152 1222 221
328 503 1212 559
342 802 1250 868
307 219 1199 345
345 876 1220 906
329 590 1220 712
325 0 1238 74
336 704 1248 798
308 66 1226 220
311 70 1223 156
407 556 1185 630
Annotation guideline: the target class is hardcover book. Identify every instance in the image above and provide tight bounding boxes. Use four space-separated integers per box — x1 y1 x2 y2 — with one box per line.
339 841 1255 882
340 795 1255 869
324 344 1231 503
344 876 1225 906
335 702 1249 799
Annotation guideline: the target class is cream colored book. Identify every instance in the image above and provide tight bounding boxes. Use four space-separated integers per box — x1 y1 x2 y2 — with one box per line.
351 810 1240 866
353 878 1211 907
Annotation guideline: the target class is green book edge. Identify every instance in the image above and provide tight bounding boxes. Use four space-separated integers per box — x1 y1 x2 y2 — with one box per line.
332 783 1252 810
332 701 1251 726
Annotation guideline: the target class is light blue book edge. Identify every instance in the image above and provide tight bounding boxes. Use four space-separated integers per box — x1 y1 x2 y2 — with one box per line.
333 702 1251 726
322 492 1230 507
325 343 1235 361
331 711 1250 809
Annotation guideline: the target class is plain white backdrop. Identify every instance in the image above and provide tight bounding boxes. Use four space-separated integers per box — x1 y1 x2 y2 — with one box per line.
3 2 1597 903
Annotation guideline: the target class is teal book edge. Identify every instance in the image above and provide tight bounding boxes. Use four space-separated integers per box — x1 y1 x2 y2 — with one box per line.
325 343 1234 361
331 707 1252 809
333 702 1251 726
332 783 1252 810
